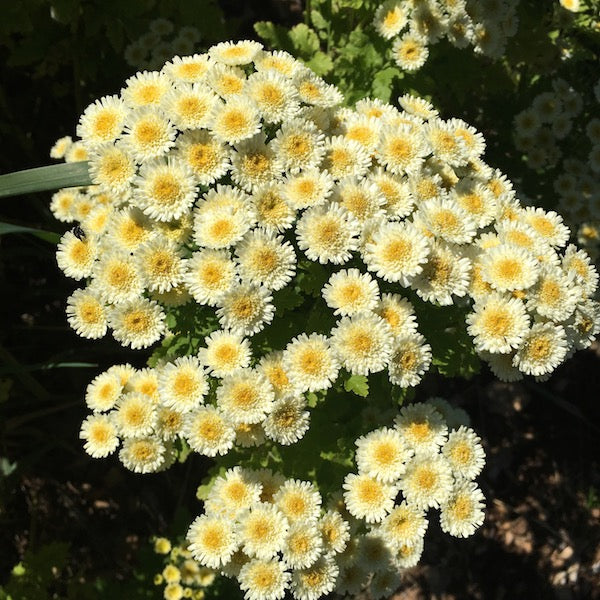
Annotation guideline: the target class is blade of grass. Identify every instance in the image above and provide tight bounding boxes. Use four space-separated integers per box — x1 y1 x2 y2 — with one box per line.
0 222 61 243
0 162 91 198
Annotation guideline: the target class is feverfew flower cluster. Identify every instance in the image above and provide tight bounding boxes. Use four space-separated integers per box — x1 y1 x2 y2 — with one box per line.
124 19 202 71
153 537 216 600
184 399 484 600
53 41 599 432
373 0 519 72
514 77 600 258
78 355 315 472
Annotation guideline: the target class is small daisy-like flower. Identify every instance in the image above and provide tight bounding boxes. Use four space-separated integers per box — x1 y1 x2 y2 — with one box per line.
282 169 333 210
236 230 296 291
282 522 323 570
85 371 122 412
92 251 145 304
380 501 427 550
425 119 469 167
136 237 185 293
133 157 197 222
113 392 157 438
322 268 380 316
355 427 412 483
387 332 433 388
258 351 296 399
440 481 485 538
183 405 235 456
271 118 325 174
374 293 418 337
369 169 414 219
193 189 254 249
513 322 568 376
412 241 471 305
466 293 530 354
291 554 339 600
121 70 171 108
562 245 599 297
295 73 343 107
230 135 280 193
235 421 266 448
106 208 152 252
175 130 231 186
50 188 80 222
526 266 579 322
392 32 429 71
274 479 321 524
357 533 394 573
343 114 382 153
119 436 166 473
209 96 261 144
393 537 424 569
56 230 98 280
334 178 386 224
296 202 360 265
77 95 127 148
319 510 350 555
216 283 274 336
204 466 263 518
158 356 208 413
50 135 73 159
183 249 238 306
321 136 372 180
343 473 397 523
108 298 166 349
162 54 212 84
210 40 263 66
395 402 448 453
247 71 299 124
401 454 453 510
238 558 290 600
216 369 274 425
364 220 431 285
206 63 246 97
521 207 570 248
199 329 252 378
251 184 297 234
155 406 184 441
373 1 408 39
237 502 289 560
378 121 431 176
160 83 217 130
443 426 486 480
80 414 119 458
128 368 160 401
330 313 394 375
480 244 540 292
66 287 108 339
65 141 89 163
254 50 301 77
186 514 239 569
263 396 310 445
418 197 477 245
122 106 177 162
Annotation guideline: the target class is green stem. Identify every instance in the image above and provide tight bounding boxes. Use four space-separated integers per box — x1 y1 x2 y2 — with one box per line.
0 162 92 198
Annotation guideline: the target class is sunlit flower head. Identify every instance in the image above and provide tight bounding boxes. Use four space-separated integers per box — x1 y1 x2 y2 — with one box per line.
108 298 166 349
440 480 485 538
183 405 235 456
122 70 171 108
355 427 412 483
216 369 274 425
186 514 239 568
80 414 119 458
513 322 568 376
271 118 325 174
394 402 448 453
66 287 108 339
263 396 310 445
392 32 429 71
199 329 252 378
122 106 177 162
158 356 208 413
209 96 261 145
77 95 127 148
442 426 486 480
387 332 433 388
119 436 166 473
343 472 398 523
216 283 274 336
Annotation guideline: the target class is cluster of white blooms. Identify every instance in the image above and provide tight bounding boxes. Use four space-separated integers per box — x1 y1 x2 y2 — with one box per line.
78 353 317 472
153 537 216 600
184 398 483 600
125 18 201 71
373 0 519 72
514 77 600 258
52 40 600 419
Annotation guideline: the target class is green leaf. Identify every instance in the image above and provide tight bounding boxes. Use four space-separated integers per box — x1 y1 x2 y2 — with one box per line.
289 23 320 57
0 162 92 198
0 222 60 243
306 51 334 76
254 21 293 53
372 66 401 101
309 9 329 31
344 374 369 397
